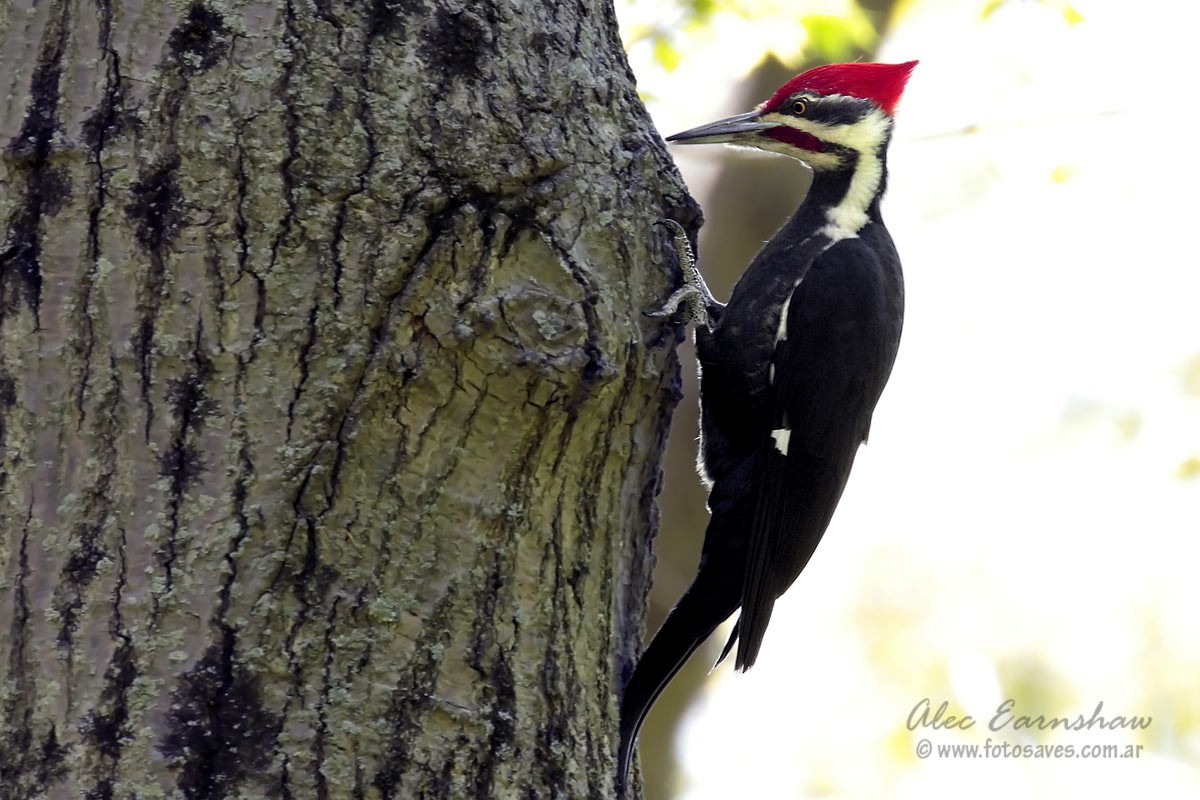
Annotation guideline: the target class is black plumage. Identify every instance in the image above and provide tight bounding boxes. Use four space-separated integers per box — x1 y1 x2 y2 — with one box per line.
618 61 916 793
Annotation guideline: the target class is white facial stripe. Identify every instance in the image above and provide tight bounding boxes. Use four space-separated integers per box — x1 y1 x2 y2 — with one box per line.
762 99 892 152
761 104 892 239
753 101 893 238
747 136 843 169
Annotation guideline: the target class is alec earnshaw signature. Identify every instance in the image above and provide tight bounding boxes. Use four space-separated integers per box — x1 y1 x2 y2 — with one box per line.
907 697 1152 733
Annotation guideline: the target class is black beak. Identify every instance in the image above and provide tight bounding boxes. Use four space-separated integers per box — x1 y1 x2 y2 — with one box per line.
666 110 774 144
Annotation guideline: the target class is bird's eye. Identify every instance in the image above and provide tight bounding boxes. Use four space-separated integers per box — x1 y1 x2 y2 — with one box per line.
791 99 808 115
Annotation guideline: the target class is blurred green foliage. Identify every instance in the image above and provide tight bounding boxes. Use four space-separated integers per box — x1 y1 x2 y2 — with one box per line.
618 0 878 75
983 0 1084 25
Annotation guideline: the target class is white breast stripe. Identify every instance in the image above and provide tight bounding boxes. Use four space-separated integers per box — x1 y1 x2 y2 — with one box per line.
771 428 791 455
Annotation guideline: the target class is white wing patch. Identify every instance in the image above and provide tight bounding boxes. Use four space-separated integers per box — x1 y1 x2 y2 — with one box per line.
771 277 805 386
771 427 791 455
774 276 806 346
775 288 793 345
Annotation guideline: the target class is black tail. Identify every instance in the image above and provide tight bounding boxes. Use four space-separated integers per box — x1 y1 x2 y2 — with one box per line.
617 566 740 794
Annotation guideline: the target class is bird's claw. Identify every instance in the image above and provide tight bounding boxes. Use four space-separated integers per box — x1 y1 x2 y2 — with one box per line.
646 283 708 324
648 219 717 329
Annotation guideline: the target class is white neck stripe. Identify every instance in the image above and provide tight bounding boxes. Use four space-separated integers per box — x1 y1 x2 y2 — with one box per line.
760 106 892 241
822 147 882 240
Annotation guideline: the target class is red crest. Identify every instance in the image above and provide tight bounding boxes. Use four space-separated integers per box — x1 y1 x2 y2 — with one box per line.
761 61 918 116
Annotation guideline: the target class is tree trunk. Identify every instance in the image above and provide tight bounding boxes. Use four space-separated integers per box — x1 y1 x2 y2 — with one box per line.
0 1 693 797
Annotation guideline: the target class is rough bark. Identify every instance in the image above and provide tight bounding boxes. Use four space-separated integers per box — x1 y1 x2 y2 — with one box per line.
0 1 694 797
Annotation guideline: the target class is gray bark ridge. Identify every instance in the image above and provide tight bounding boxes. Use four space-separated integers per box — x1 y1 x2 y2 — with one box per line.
0 1 697 798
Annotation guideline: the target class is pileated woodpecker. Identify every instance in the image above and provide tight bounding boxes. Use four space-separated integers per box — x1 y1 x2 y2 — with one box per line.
619 61 917 790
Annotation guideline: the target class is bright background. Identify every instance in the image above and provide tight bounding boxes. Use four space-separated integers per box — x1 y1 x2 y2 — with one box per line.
613 0 1200 797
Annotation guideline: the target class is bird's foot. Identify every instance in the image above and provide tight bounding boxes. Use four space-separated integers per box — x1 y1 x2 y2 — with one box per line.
647 219 718 329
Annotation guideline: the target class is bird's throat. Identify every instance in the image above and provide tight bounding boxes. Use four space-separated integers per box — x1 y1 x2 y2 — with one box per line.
814 150 884 241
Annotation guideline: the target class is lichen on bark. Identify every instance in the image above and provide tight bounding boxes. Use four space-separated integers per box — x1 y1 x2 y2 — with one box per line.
0 0 694 797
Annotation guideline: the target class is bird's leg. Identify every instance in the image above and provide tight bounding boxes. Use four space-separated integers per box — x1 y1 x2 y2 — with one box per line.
648 219 720 329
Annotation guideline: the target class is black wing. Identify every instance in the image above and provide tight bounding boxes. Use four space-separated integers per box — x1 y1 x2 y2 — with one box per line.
734 238 899 670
